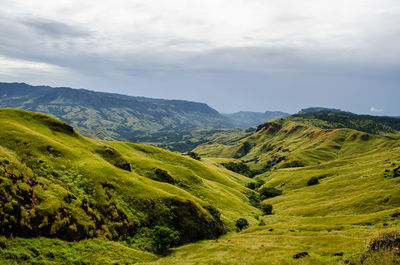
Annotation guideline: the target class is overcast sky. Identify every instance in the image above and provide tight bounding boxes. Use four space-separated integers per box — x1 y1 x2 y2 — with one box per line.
0 0 399 115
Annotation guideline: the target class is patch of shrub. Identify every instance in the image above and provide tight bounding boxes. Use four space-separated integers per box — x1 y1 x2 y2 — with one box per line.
246 179 265 190
259 187 282 200
246 182 256 190
153 226 180 254
293 252 309 259
260 204 273 215
151 168 175 184
0 237 7 249
367 228 400 253
235 218 249 231
281 161 304 168
360 228 400 264
95 146 131 171
256 179 265 187
394 166 400 178
246 191 260 208
222 162 259 178
233 142 252 158
307 177 319 186
186 151 201 161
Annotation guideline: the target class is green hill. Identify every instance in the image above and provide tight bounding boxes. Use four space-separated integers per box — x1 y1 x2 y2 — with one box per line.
0 108 256 264
184 112 400 264
1 109 400 264
194 111 400 171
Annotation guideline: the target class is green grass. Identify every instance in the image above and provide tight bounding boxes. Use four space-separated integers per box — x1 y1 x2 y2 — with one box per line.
1 108 400 264
180 116 400 264
0 108 258 262
0 236 157 264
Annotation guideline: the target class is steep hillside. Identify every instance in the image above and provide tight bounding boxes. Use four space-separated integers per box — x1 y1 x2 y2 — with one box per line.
0 83 234 142
223 111 290 128
0 108 257 263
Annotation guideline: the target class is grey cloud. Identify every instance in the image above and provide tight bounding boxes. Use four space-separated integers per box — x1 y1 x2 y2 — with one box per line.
19 17 91 38
0 2 399 116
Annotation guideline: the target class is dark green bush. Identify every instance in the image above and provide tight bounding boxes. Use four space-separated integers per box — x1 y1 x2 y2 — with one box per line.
235 218 249 231
260 204 273 215
153 226 180 254
246 182 256 190
246 178 265 190
234 142 252 158
151 168 175 184
246 191 260 208
0 237 7 249
307 177 319 186
259 187 282 200
222 162 258 178
187 151 201 160
281 161 304 168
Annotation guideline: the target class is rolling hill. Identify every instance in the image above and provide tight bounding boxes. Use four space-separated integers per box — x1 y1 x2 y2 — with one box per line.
184 110 400 264
0 108 257 264
1 108 399 264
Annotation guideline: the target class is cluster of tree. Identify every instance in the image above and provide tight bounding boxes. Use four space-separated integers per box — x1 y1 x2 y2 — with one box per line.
222 161 273 178
186 151 201 160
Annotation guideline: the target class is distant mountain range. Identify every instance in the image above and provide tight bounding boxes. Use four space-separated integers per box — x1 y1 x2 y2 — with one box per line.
0 83 289 148
223 111 290 128
0 82 235 140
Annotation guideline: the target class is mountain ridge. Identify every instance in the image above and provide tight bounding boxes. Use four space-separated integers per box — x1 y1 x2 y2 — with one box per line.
0 82 233 142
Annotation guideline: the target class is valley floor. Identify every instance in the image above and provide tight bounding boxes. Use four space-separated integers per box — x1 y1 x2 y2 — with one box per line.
149 213 399 265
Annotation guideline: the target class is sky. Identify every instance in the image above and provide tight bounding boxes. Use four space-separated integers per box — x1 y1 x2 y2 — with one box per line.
0 0 399 115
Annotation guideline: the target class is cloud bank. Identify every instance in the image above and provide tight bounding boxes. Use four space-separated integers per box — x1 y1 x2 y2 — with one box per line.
0 0 399 114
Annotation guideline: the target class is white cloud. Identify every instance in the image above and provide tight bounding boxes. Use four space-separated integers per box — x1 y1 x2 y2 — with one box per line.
0 55 66 75
370 106 384 113
0 0 399 114
1 0 400 55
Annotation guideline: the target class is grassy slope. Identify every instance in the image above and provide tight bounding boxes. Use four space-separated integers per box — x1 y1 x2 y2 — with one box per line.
1 109 399 264
157 117 400 264
0 108 257 263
